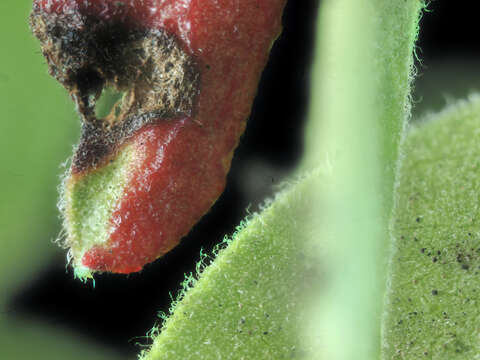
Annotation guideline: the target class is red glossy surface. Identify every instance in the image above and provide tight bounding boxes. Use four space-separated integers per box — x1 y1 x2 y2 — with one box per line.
36 0 287 273
82 120 226 273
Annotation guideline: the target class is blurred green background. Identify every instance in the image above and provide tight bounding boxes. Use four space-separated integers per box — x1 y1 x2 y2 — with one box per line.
0 0 76 299
0 1 123 358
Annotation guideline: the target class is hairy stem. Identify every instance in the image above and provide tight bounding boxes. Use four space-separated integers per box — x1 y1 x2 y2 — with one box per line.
301 0 424 358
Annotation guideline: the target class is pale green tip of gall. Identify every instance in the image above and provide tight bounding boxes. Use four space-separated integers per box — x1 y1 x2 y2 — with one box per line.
60 144 136 278
73 264 95 286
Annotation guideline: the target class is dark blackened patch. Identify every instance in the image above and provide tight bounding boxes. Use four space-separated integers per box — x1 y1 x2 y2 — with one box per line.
74 67 104 98
73 110 177 170
29 7 200 172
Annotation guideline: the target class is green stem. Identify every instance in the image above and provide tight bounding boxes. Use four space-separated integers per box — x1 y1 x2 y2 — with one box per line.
302 0 424 358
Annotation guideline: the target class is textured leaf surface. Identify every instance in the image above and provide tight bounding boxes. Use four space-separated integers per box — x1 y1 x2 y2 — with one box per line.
383 95 480 358
142 171 323 360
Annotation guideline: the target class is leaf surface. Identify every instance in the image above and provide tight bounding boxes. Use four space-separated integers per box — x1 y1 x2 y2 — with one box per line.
383 95 480 359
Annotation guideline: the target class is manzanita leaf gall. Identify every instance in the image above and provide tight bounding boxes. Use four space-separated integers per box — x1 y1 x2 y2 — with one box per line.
30 0 286 277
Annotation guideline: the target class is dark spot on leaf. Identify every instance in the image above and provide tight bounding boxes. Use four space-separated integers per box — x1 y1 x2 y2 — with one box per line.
432 290 438 295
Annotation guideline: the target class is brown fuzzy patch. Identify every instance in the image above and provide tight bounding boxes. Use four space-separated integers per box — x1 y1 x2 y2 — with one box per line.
30 7 199 172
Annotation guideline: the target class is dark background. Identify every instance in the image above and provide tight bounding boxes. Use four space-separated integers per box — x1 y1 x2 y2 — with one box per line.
411 1 480 117
7 0 480 356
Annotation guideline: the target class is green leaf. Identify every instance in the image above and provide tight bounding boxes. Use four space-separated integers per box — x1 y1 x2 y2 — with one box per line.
141 170 325 360
383 95 480 359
